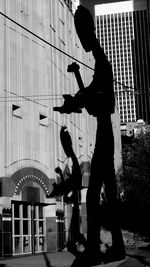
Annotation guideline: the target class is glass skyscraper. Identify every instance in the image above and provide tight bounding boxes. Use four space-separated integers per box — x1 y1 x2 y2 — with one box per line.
95 0 150 124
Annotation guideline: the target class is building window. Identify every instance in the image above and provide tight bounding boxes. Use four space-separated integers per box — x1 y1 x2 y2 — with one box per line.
12 104 22 119
39 114 49 127
12 202 46 255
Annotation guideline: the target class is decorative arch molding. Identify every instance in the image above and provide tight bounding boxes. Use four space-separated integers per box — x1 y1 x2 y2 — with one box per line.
11 167 51 197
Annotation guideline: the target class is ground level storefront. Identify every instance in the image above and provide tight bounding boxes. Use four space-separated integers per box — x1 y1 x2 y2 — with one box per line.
0 166 87 258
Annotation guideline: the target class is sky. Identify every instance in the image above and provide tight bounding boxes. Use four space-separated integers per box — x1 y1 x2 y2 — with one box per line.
95 1 134 15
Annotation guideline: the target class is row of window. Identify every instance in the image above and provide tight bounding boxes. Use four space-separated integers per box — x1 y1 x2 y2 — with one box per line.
114 71 133 76
101 41 132 47
12 104 49 127
101 27 133 33
113 63 133 68
98 30 133 37
98 23 133 29
99 34 134 41
101 39 133 45
120 115 136 123
111 61 133 67
118 101 135 106
97 18 133 24
99 21 133 28
120 111 136 116
119 104 135 109
107 49 133 53
117 96 135 101
101 33 134 38
106 52 133 58
99 16 133 22
98 23 133 30
99 13 133 21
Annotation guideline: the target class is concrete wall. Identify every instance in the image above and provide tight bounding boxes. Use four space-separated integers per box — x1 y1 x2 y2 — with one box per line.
0 0 122 255
0 0 95 192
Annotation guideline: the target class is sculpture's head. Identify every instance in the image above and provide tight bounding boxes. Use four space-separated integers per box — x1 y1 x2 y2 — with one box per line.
74 5 96 52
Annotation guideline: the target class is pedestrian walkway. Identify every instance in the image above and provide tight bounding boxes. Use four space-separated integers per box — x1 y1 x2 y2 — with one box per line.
0 247 150 267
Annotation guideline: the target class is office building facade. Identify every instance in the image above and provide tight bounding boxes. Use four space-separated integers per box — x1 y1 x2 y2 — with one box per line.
0 0 121 257
95 0 150 124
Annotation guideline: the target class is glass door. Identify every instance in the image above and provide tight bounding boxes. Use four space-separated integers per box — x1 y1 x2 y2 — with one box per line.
12 202 32 255
32 205 46 253
12 202 46 255
22 204 32 254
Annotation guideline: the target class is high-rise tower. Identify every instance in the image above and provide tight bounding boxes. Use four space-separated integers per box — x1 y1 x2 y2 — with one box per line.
95 0 150 124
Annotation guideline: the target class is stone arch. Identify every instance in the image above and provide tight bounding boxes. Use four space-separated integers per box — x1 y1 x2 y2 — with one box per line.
11 167 51 197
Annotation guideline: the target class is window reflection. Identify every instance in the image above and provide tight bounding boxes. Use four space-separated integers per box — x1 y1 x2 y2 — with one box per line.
39 221 43 234
14 220 20 235
23 205 28 218
14 204 20 218
23 220 28 235
12 203 45 255
23 236 30 253
39 206 43 219
39 236 45 251
14 237 21 254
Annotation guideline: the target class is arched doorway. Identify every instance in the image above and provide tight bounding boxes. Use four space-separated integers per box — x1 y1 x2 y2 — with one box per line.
12 200 46 255
11 168 50 256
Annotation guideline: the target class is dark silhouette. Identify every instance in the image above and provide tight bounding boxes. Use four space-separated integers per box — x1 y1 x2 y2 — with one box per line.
49 126 86 256
60 127 86 256
54 5 125 266
49 127 83 199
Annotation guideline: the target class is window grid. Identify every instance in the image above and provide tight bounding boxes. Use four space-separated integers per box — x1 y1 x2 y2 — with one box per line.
96 10 137 123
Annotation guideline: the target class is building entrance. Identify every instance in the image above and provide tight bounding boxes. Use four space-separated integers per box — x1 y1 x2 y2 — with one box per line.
12 201 46 255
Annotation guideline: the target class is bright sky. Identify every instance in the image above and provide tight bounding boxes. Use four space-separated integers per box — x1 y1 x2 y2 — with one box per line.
73 0 79 9
95 1 134 15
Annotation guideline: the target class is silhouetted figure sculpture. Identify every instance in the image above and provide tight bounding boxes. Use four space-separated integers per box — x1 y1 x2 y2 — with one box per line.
49 127 86 256
54 5 125 266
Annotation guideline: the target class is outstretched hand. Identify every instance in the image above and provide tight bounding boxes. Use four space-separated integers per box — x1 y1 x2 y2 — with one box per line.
53 94 82 114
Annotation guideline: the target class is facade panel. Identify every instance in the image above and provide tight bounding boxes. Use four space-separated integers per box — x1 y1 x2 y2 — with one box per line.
95 0 150 124
0 0 121 256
